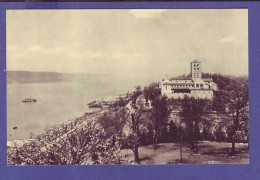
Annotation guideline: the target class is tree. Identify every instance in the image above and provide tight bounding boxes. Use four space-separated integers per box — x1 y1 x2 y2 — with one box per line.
179 97 193 147
98 107 128 137
132 86 142 100
143 82 160 101
7 120 127 165
150 95 170 147
118 96 126 107
211 90 227 142
180 96 206 153
125 107 145 164
212 90 226 117
143 83 169 147
168 120 178 142
201 73 232 90
124 93 151 164
213 123 226 142
223 77 248 155
178 118 185 163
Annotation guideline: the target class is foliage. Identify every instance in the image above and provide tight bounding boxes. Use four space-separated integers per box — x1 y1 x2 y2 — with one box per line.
143 82 161 101
213 77 249 154
150 95 170 146
201 73 232 90
213 124 227 142
125 106 145 164
168 120 178 142
112 96 127 108
98 107 128 137
226 78 248 145
132 86 142 102
7 120 129 165
212 90 226 114
179 97 207 152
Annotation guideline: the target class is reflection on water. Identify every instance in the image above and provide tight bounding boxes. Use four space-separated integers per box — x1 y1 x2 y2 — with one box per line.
7 80 133 141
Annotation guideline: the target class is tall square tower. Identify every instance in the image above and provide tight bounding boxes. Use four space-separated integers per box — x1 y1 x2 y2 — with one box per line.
191 60 202 80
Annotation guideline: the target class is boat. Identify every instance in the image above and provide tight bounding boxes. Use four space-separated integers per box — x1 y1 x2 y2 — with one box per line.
88 102 102 108
22 96 37 103
87 100 97 106
88 104 102 108
88 100 102 108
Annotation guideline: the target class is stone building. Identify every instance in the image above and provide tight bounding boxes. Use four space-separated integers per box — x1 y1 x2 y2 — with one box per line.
159 60 218 99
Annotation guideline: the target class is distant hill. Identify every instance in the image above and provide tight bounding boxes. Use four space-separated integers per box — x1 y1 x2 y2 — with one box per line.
6 71 110 83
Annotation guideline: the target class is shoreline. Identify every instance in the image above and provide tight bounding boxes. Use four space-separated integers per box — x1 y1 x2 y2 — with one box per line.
7 107 107 147
7 94 127 145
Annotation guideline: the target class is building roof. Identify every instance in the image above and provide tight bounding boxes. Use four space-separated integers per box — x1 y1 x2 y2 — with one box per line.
169 77 192 80
164 77 213 83
191 89 213 91
164 82 194 86
191 60 201 63
202 78 213 82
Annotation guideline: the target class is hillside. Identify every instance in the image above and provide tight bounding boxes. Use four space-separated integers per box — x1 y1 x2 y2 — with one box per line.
6 71 110 83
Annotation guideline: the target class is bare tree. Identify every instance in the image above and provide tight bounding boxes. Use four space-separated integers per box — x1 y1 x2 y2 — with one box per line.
124 93 151 164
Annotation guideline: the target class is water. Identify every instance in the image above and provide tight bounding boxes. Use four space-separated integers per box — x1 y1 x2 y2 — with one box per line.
7 80 134 141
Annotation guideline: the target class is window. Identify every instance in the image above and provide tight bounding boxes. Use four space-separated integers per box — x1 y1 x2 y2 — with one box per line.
196 84 199 88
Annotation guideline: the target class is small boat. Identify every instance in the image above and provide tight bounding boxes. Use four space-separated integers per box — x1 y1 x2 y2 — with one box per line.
22 96 37 103
13 126 18 130
87 100 96 106
88 100 102 108
88 103 102 108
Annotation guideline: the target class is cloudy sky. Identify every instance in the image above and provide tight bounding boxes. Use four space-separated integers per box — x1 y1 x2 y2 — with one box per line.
7 9 248 82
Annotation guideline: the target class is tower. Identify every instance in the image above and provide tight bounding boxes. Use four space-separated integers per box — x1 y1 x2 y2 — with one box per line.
191 60 202 80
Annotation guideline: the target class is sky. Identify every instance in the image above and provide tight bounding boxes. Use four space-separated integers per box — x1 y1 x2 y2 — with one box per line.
7 9 248 83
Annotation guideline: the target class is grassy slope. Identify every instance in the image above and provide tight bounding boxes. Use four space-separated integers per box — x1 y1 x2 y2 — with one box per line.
123 141 249 164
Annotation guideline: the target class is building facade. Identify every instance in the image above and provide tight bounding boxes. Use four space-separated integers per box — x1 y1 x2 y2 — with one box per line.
159 60 218 100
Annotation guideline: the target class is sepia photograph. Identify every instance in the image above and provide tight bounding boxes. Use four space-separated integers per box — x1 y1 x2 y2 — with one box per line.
6 9 249 165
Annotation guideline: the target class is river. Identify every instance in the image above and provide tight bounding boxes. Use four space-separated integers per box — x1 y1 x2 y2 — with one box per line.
7 80 134 141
